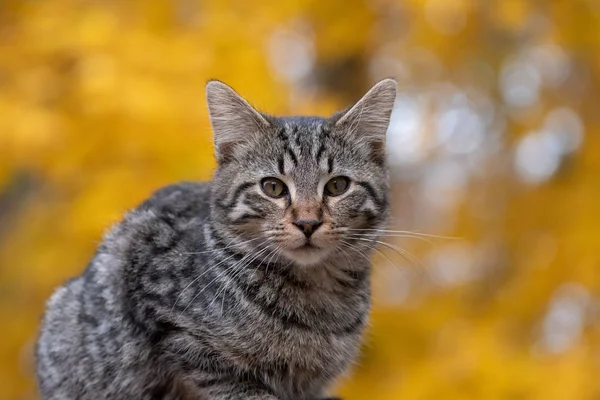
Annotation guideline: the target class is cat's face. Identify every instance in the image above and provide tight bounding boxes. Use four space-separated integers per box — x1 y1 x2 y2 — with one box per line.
207 80 396 267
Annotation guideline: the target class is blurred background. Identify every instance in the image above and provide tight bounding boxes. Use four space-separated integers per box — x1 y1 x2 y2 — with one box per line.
1 0 600 399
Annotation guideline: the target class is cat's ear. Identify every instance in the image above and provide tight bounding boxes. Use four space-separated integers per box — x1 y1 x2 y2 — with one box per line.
206 80 270 163
333 78 397 163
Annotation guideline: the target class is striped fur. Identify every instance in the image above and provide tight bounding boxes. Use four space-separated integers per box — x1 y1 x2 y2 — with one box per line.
36 80 396 399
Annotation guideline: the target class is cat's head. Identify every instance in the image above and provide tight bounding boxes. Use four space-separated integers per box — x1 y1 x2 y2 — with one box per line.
207 79 395 267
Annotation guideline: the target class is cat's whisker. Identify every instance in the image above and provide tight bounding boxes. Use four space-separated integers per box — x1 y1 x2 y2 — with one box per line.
171 236 269 315
340 238 422 293
174 241 269 320
264 245 283 275
170 249 244 317
178 250 260 322
353 237 424 269
335 243 356 268
347 232 434 244
346 228 459 240
368 244 402 270
208 245 273 311
338 240 373 266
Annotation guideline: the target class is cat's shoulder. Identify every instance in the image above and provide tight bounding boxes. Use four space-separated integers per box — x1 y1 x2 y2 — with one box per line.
104 181 211 246
138 181 212 217
97 181 211 270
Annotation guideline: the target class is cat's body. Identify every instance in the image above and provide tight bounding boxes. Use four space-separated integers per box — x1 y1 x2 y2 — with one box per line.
36 79 397 399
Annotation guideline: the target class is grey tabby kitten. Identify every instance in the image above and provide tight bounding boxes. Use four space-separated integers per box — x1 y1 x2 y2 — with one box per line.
36 78 396 400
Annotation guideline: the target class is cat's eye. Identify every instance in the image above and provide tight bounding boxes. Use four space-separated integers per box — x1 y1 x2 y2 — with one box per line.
325 176 350 196
261 178 288 198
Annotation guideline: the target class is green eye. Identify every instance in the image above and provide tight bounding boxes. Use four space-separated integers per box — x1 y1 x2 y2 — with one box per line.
261 178 288 198
325 176 350 196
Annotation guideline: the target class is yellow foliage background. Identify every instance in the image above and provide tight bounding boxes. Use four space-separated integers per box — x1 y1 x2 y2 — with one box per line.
1 0 600 399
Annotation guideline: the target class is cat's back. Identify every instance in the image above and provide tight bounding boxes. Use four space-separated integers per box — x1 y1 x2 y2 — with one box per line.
36 181 212 399
138 181 212 219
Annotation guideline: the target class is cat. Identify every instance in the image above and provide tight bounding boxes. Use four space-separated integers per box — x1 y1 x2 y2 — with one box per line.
35 78 396 400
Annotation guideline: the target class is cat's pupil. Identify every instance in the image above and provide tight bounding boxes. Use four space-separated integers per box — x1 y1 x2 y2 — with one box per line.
261 178 286 197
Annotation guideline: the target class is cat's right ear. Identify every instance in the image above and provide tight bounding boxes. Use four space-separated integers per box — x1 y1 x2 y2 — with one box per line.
205 80 270 163
332 79 396 164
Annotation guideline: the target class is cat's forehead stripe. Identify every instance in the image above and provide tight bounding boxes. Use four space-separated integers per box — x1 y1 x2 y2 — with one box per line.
276 117 332 173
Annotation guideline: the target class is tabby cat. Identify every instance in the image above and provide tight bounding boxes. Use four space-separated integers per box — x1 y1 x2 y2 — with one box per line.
35 78 397 399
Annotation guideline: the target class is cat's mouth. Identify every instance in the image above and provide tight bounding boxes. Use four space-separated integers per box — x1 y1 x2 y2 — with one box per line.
297 241 320 250
284 241 329 266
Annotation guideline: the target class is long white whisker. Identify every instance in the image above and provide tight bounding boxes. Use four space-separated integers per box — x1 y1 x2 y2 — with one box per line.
208 245 273 310
176 243 268 321
170 246 251 316
347 233 434 244
336 243 356 268
338 240 373 265
220 246 280 315
264 245 282 276
353 237 424 268
346 228 459 240
340 240 418 294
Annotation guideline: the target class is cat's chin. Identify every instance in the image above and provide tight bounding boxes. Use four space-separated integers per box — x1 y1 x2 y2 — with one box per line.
284 245 331 267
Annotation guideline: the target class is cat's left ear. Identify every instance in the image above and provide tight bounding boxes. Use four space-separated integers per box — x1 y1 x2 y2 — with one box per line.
206 80 270 163
333 78 397 163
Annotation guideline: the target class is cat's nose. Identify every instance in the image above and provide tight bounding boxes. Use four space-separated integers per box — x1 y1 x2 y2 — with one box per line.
293 220 322 238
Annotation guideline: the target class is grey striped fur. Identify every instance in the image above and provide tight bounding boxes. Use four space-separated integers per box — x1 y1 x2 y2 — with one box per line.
35 79 396 400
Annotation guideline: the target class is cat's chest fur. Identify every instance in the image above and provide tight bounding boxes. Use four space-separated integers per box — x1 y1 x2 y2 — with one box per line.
192 264 368 380
164 284 367 398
